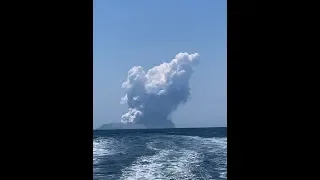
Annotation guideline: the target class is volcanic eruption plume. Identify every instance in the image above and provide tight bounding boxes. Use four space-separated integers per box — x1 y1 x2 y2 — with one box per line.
120 52 200 128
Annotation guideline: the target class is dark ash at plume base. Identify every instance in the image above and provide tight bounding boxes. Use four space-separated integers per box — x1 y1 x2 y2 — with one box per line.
120 52 200 129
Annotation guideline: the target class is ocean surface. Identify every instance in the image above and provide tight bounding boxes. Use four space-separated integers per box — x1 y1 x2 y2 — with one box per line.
93 127 227 180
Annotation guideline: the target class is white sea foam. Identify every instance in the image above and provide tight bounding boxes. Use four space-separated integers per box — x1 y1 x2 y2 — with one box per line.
120 148 201 180
184 136 227 160
93 138 122 165
185 136 227 150
219 171 227 179
191 136 227 180
120 135 226 180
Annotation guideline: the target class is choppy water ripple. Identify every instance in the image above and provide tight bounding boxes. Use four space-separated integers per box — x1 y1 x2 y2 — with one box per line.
93 127 227 180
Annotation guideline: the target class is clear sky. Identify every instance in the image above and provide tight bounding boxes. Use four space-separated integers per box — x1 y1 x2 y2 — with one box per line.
93 0 226 129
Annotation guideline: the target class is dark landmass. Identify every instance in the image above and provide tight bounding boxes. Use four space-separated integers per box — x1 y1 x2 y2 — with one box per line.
97 123 147 130
96 121 176 130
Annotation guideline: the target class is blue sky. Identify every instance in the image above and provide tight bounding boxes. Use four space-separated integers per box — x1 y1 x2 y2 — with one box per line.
94 0 226 129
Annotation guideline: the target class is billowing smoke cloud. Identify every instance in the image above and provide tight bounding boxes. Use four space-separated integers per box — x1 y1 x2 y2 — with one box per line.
120 52 200 128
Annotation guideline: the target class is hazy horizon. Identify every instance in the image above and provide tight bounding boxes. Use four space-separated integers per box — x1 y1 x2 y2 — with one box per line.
94 124 227 130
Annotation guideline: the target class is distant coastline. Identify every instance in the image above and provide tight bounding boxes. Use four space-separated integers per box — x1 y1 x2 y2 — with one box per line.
96 123 147 130
95 124 226 130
